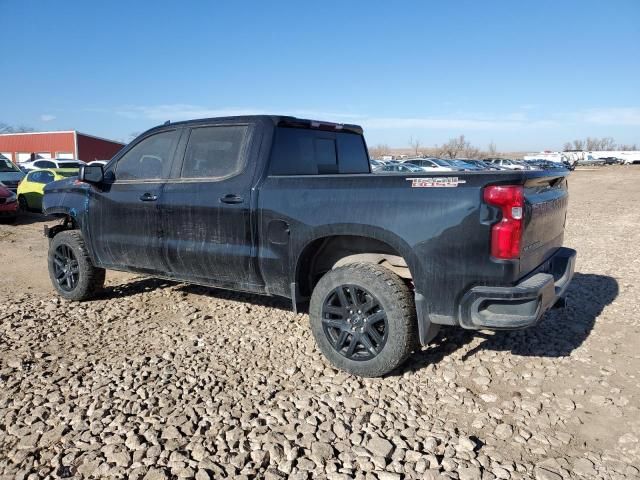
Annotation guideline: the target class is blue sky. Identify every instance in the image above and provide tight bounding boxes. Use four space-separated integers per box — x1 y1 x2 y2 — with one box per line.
2 0 639 151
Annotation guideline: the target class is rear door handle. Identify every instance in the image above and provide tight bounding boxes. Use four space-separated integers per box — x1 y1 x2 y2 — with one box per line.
140 193 158 202
220 194 244 204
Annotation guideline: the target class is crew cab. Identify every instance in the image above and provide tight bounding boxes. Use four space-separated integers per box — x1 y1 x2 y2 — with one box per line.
43 115 576 377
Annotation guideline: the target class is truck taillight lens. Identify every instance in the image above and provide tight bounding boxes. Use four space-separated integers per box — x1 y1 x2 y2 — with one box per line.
484 185 524 259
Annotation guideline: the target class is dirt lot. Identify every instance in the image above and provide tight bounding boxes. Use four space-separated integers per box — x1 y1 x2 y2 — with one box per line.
1 167 639 480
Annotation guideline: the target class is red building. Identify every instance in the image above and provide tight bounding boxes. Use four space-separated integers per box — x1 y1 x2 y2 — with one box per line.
0 131 125 164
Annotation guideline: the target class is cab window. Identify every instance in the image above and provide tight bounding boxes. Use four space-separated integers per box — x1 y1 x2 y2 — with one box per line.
115 130 179 181
181 125 248 179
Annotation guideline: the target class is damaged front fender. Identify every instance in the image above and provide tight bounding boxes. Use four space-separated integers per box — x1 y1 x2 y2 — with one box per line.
42 178 91 232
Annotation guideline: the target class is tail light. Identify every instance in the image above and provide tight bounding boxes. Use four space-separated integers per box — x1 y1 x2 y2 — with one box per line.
484 185 524 259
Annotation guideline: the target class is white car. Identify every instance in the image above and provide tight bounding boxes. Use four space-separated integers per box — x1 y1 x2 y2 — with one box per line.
87 160 110 167
485 158 527 170
20 158 86 172
402 158 453 172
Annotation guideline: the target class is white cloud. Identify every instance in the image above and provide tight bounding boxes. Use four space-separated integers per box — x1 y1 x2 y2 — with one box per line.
106 103 640 132
580 107 640 126
40 114 56 122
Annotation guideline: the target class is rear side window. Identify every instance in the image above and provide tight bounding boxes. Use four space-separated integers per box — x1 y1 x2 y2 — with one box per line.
269 127 369 175
181 125 248 179
116 130 178 181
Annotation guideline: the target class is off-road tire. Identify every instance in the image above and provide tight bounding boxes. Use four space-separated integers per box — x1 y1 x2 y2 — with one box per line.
309 262 418 377
48 230 106 301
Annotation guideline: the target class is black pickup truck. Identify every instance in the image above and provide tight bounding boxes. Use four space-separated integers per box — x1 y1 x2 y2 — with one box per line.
43 115 576 377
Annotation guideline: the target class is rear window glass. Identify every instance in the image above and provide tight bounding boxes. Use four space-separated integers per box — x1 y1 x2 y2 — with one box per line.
58 162 80 168
269 127 369 175
35 160 55 168
181 125 248 179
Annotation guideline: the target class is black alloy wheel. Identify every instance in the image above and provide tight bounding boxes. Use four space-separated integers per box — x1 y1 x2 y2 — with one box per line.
52 244 80 292
321 284 388 361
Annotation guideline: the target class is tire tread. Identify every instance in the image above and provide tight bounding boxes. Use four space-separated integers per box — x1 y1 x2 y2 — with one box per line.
309 262 417 377
48 230 105 301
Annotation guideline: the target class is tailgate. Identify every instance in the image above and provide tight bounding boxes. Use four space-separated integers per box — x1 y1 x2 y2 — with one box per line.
519 173 569 276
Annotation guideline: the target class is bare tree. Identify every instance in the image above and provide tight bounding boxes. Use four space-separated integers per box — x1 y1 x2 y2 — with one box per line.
619 143 639 151
0 122 34 134
369 144 390 158
600 137 616 150
438 135 468 159
585 137 601 151
565 137 618 151
487 142 497 157
463 145 482 159
408 136 422 157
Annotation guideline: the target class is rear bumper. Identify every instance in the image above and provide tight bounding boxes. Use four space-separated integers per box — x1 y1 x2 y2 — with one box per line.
458 247 576 330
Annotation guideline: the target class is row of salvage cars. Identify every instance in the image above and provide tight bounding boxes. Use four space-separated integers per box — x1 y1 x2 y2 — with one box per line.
0 157 107 223
370 157 571 173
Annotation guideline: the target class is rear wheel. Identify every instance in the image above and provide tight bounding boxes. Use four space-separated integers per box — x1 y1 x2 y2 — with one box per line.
48 231 105 301
309 263 417 377
18 195 28 212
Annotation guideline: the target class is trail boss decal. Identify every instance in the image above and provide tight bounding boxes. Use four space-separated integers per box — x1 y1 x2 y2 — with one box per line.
407 177 467 188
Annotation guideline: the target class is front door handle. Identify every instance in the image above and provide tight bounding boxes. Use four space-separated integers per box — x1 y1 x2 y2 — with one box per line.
220 194 244 204
140 193 158 202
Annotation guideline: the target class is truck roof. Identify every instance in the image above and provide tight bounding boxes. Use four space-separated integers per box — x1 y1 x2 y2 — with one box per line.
145 115 364 136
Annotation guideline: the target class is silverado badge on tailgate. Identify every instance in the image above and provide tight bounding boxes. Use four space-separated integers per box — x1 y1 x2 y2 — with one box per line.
407 177 467 188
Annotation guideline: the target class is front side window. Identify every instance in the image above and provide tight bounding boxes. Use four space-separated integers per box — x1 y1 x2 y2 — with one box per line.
116 130 178 181
41 171 55 184
181 125 248 179
27 172 42 183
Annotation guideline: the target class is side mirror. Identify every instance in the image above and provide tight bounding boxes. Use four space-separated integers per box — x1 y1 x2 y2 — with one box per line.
79 164 104 184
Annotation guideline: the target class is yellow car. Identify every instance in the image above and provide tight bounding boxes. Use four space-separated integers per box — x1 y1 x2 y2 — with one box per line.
17 168 79 212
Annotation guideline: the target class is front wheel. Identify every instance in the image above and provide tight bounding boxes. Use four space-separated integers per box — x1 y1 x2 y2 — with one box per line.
309 263 417 377
48 231 106 301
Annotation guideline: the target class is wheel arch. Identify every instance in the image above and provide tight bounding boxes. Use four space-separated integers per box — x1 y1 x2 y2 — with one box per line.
293 230 420 300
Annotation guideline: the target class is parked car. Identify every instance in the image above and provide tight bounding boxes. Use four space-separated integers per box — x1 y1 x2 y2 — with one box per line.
17 168 79 212
88 160 110 167
379 163 424 173
597 157 622 165
0 183 18 223
446 159 486 171
20 158 86 172
525 159 567 170
43 115 576 377
369 159 386 171
0 158 26 192
463 159 505 170
485 158 528 170
576 156 606 166
401 158 453 172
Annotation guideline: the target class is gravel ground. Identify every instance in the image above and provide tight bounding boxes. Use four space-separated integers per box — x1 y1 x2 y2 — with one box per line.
1 167 639 480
